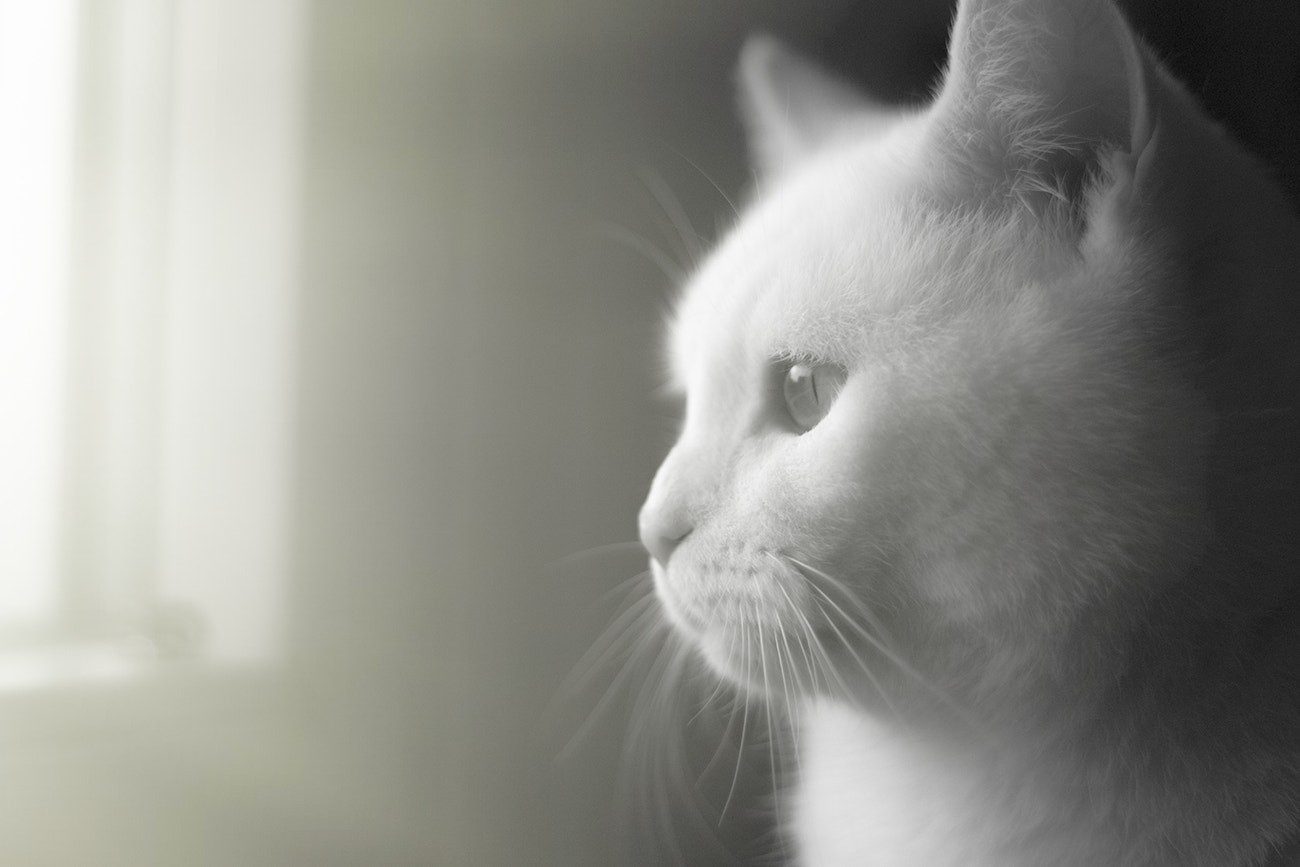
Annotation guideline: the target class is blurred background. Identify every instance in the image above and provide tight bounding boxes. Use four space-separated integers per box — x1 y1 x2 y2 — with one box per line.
0 1 1295 865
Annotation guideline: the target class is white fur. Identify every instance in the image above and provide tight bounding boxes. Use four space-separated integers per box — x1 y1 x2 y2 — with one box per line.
638 0 1300 864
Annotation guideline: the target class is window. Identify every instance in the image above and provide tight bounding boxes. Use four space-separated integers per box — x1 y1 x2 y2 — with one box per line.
0 0 303 691
0 0 78 639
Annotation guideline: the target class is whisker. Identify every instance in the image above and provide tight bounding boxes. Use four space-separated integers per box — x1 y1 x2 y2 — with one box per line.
805 579 953 707
543 561 654 631
782 555 923 680
695 614 750 791
584 221 689 284
622 639 697 866
696 689 745 784
554 598 668 762
621 627 684 769
635 163 704 267
758 608 788 861
774 606 801 705
756 605 780 817
783 555 979 727
547 540 649 572
670 146 741 220
693 598 735 722
810 595 907 725
783 554 882 621
586 567 657 616
553 587 658 700
799 553 904 624
768 556 860 704
773 580 819 695
808 630 857 703
720 614 752 824
687 664 732 727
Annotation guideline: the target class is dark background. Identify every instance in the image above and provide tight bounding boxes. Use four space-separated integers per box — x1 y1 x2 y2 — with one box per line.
294 1 1297 864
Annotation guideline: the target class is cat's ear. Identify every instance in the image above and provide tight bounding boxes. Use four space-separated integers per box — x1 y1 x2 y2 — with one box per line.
930 0 1156 213
738 35 901 178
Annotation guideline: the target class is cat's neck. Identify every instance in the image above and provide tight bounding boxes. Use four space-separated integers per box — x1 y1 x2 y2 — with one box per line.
796 575 1300 867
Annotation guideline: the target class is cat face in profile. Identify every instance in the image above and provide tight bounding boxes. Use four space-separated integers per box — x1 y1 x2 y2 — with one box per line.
637 0 1300 863
641 1 1204 717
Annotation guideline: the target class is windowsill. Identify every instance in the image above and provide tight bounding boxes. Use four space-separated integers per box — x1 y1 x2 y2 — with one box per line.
0 641 171 692
0 648 442 863
0 647 296 750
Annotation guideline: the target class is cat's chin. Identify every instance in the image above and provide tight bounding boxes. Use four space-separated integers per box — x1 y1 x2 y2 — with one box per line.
653 562 800 695
695 629 807 703
695 632 748 682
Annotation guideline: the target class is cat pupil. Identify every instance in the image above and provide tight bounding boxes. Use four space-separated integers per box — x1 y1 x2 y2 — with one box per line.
782 362 846 431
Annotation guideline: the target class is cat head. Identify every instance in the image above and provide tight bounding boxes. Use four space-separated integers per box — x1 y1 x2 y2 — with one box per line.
638 0 1213 720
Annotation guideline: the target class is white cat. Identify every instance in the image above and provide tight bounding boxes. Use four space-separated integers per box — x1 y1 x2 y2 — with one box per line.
636 0 1300 864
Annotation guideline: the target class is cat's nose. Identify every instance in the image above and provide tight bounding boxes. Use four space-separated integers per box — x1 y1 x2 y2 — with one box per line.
638 503 692 568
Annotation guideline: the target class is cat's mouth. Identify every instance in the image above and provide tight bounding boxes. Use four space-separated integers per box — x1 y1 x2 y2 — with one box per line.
653 550 920 707
653 555 833 699
653 555 801 628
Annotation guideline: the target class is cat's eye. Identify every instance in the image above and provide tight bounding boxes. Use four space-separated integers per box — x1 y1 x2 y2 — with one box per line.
782 362 847 432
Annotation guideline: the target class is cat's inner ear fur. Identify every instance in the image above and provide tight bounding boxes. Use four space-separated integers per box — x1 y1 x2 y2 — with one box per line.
737 35 904 179
930 0 1156 217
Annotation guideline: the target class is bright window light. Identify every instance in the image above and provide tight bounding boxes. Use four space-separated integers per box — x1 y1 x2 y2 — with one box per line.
0 0 301 682
0 0 78 630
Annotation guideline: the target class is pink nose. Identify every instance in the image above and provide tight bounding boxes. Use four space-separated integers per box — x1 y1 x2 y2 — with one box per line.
638 506 692 568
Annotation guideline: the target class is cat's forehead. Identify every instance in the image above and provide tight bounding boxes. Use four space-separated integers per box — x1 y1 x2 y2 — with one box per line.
666 144 1079 397
669 143 1004 388
673 154 878 366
